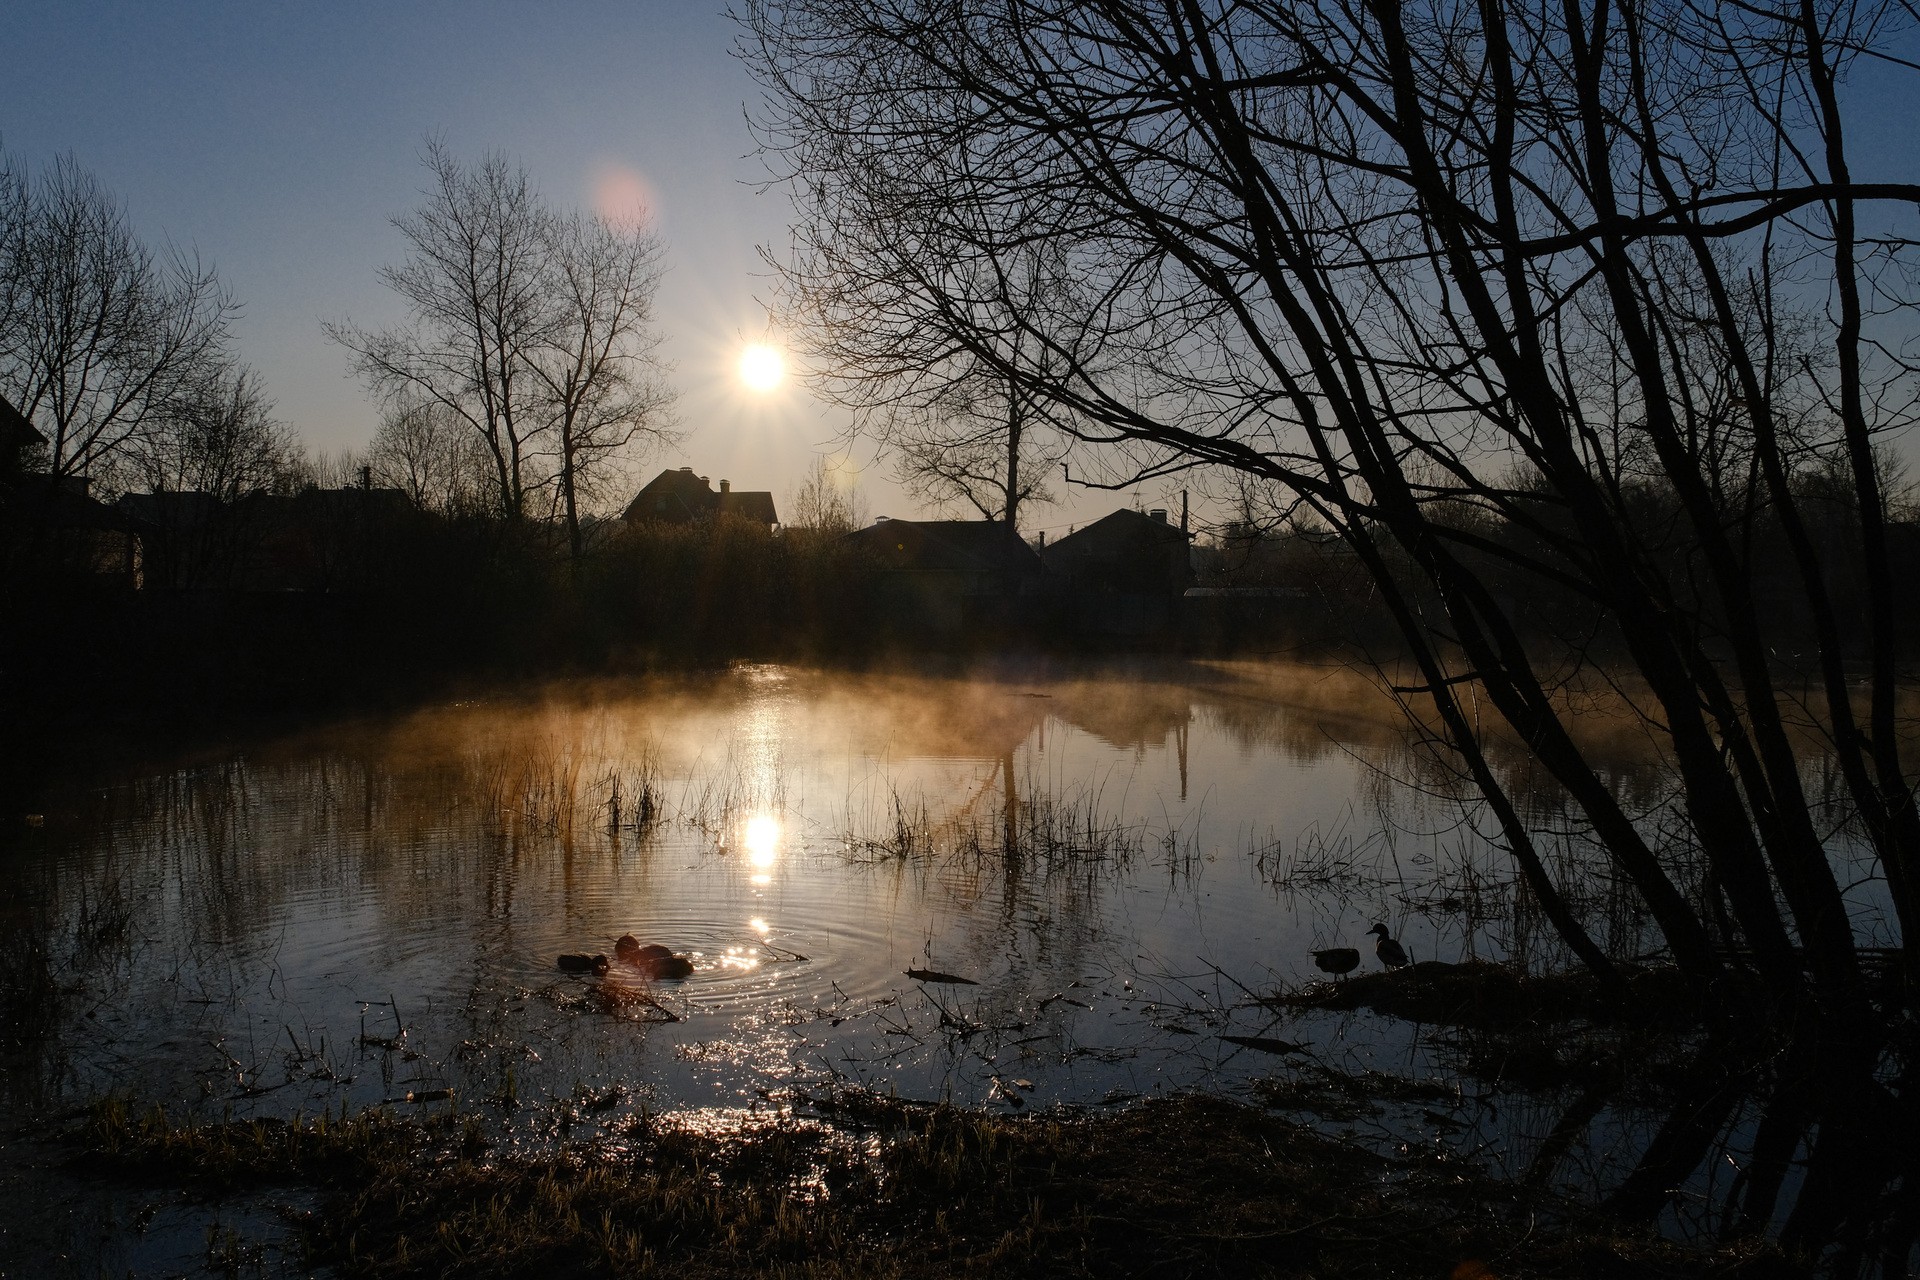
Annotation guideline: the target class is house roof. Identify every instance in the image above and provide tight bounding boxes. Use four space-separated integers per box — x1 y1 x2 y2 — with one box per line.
1041 508 1195 594
234 486 414 524
716 490 779 525
0 393 46 451
116 490 225 528
1044 508 1192 562
622 467 778 525
0 477 134 532
847 518 1043 575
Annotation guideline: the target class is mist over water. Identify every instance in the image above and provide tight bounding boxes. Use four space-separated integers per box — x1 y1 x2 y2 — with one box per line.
3 659 1898 1248
3 665 1461 1109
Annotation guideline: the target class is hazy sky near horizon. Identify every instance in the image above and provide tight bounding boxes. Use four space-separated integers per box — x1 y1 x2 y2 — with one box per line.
3 3 1917 530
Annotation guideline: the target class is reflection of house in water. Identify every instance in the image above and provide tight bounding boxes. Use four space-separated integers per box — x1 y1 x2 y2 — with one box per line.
1044 677 1197 799
1041 507 1194 639
622 467 778 529
845 518 1044 636
0 394 142 590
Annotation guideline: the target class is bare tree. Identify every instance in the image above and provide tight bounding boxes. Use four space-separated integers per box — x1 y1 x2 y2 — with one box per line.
118 365 303 588
745 0 1920 1006
886 369 1061 525
126 365 296 500
328 139 548 520
768 141 1083 528
524 209 676 562
0 150 235 485
367 395 492 515
785 454 869 531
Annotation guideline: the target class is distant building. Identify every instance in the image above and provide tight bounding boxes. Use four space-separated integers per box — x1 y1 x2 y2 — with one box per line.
1042 508 1195 594
234 485 416 592
115 490 224 588
1041 507 1194 637
622 467 778 529
0 393 142 589
108 482 418 592
845 517 1044 635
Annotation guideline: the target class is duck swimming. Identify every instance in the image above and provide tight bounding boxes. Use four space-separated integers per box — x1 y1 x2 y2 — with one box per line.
1367 922 1410 969
557 953 610 975
615 933 695 980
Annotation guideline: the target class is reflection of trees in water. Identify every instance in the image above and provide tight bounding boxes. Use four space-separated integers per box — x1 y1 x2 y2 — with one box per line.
1220 660 1896 981
1478 1020 1918 1273
3 728 696 1107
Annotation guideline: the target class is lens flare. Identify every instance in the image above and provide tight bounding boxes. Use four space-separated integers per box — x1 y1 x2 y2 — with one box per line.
738 344 784 393
590 162 659 231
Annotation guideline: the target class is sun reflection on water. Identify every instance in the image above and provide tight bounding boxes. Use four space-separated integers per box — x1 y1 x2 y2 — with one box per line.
745 814 781 875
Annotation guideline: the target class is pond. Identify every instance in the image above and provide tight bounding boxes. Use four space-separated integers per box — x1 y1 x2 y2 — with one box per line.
8 662 1492 1113
0 659 1906 1271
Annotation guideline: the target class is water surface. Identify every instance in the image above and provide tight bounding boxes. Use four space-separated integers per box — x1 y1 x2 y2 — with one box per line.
8 662 1536 1115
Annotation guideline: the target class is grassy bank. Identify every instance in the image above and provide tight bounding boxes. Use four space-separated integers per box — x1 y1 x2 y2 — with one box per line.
81 1089 1781 1279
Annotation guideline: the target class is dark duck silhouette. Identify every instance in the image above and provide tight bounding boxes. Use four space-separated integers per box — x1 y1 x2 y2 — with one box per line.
1367 922 1410 969
1309 947 1360 981
558 953 610 975
615 933 695 980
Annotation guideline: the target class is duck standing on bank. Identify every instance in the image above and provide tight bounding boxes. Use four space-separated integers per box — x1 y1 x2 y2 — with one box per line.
1367 922 1410 969
1309 947 1360 981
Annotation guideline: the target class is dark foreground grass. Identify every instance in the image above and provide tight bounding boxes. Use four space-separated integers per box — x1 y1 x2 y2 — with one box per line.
80 1089 1786 1279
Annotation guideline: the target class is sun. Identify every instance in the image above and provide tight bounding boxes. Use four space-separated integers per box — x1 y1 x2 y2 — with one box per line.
738 343 785 393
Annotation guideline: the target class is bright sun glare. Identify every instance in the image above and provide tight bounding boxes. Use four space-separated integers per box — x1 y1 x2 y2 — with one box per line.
744 815 781 870
738 343 785 393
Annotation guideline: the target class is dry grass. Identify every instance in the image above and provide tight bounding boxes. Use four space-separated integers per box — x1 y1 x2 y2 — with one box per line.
80 1089 1784 1279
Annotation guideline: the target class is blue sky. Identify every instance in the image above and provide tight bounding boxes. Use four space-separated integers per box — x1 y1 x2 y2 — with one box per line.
3 3 1915 526
0 1 938 516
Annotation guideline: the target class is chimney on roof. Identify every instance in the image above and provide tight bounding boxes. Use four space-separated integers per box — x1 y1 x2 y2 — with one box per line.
1150 508 1168 523
679 466 693 473
720 479 731 493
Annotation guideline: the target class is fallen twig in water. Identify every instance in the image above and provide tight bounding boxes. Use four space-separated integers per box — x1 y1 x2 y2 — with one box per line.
905 968 978 985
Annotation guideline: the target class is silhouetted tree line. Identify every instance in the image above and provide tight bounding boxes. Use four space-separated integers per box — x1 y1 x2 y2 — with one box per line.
1196 462 1920 661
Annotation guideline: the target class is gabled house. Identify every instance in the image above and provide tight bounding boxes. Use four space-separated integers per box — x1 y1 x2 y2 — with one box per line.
844 517 1044 635
848 517 1043 582
1041 507 1194 637
1042 507 1195 594
622 467 779 529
